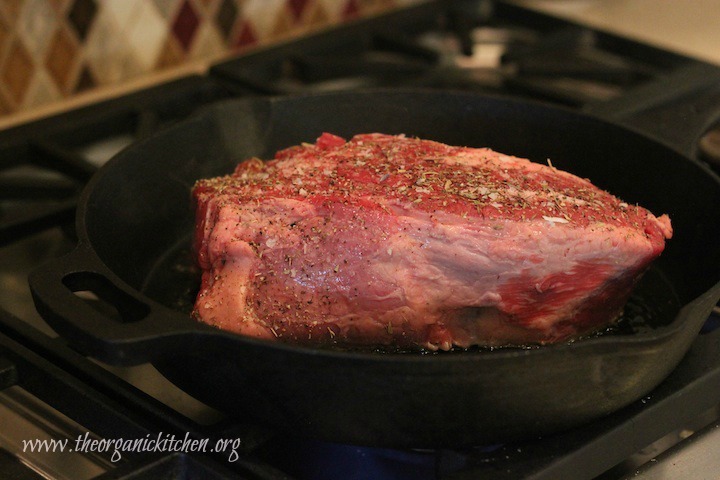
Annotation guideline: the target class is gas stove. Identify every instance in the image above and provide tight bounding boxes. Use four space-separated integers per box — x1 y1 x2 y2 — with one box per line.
1 1 720 479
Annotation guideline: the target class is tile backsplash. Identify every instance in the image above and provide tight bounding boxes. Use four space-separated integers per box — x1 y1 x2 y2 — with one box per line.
0 0 422 117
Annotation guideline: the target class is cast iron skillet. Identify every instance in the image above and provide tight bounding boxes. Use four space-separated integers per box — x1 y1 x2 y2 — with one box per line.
29 91 720 448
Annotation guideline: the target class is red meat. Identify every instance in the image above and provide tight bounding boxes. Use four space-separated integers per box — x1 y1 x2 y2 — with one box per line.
192 133 672 350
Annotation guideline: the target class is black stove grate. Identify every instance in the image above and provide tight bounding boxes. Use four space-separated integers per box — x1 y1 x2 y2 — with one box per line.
0 308 284 480
2 0 718 245
3 300 719 479
0 76 242 246
210 0 696 106
0 1 719 479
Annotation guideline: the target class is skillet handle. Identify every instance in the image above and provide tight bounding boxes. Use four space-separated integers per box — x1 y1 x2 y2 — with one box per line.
28 244 213 366
583 63 720 161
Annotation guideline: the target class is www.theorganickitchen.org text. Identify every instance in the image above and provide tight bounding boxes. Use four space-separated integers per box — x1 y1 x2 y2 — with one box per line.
22 432 242 463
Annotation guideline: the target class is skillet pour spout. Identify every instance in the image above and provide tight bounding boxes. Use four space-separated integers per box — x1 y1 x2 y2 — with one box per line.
29 91 720 447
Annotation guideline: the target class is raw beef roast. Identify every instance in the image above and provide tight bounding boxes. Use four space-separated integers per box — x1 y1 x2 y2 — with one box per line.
192 133 672 350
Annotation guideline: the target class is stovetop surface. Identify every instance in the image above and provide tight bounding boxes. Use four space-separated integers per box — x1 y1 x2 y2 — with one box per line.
1 1 719 479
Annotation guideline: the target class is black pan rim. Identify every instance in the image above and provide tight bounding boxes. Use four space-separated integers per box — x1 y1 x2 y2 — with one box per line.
71 89 720 363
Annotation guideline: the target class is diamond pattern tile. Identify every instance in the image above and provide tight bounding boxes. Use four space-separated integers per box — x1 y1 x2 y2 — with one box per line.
84 4 142 85
125 1 167 70
48 0 71 13
0 1 23 24
67 0 97 40
1 39 34 105
304 1 330 28
316 0 345 19
192 0 220 14
173 0 201 51
45 25 79 92
243 0 284 41
342 0 360 19
0 85 13 115
0 0 418 117
102 0 141 33
152 0 182 19
155 35 184 69
288 0 309 21
74 64 96 91
233 20 258 49
22 69 62 109
190 22 223 59
215 0 238 40
0 17 10 60
270 6 294 39
17 0 58 58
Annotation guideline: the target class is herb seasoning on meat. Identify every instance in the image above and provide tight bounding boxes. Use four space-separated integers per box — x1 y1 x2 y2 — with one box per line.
192 133 672 350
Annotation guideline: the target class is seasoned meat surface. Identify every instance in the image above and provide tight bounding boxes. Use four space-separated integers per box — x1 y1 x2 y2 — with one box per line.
192 133 672 350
